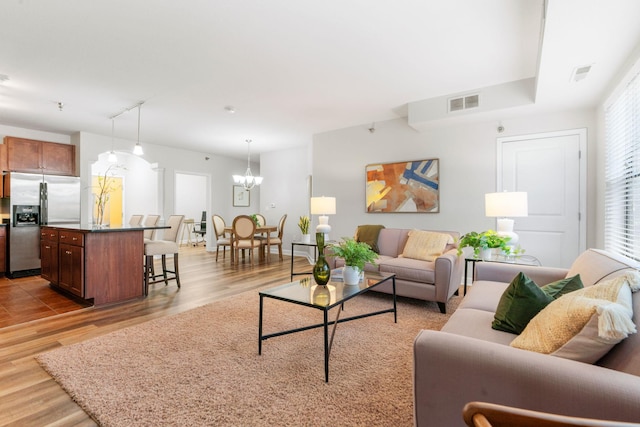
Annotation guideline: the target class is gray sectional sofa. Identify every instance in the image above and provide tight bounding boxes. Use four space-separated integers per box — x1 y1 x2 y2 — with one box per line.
328 228 463 313
413 249 640 426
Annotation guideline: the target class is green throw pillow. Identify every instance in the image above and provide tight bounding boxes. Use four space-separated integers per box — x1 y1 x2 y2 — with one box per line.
541 274 584 298
492 272 553 335
492 273 584 335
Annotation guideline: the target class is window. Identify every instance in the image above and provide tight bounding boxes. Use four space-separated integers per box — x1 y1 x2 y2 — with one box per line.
605 69 640 260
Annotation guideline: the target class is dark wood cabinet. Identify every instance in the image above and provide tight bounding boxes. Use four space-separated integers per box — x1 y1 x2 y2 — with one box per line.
59 243 84 297
40 228 59 284
57 230 84 297
3 136 76 176
41 226 145 306
41 141 76 175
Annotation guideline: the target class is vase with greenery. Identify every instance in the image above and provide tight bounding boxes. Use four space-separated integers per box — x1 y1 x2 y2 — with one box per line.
329 238 378 285
93 165 121 227
298 215 310 243
456 230 511 259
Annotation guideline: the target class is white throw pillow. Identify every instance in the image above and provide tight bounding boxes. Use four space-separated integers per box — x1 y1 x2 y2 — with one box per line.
401 230 452 262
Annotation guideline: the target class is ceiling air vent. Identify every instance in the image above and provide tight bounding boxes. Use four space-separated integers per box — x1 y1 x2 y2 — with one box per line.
448 94 480 113
571 64 592 83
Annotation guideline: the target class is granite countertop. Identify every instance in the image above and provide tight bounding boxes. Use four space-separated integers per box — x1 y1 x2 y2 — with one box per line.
42 223 170 233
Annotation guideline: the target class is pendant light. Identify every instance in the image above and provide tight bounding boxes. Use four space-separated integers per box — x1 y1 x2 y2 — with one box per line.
107 118 117 163
232 139 263 190
133 103 144 156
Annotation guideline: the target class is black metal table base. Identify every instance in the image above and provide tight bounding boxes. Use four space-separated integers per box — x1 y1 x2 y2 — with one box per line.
258 276 397 382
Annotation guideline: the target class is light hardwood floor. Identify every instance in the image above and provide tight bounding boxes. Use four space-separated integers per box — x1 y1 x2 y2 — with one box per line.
0 246 313 426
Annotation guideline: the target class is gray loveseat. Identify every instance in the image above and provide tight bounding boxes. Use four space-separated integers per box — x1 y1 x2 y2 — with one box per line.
413 249 640 426
328 228 463 313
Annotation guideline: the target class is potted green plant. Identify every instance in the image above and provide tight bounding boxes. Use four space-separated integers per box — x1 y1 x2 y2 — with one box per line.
457 230 510 259
329 238 378 285
298 215 310 243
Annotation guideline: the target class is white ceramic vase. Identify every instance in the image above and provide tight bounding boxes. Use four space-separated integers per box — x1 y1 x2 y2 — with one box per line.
343 266 361 285
301 234 311 244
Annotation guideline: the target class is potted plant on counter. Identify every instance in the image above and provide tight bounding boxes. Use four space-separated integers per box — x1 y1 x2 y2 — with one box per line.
329 238 378 285
298 215 310 243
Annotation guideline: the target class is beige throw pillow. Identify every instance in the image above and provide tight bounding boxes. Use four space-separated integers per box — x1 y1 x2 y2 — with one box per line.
401 230 452 262
510 271 640 363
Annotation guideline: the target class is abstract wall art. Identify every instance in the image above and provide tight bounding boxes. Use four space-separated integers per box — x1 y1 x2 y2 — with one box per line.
365 159 439 213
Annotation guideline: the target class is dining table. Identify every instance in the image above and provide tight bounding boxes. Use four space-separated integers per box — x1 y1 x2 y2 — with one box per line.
224 224 278 263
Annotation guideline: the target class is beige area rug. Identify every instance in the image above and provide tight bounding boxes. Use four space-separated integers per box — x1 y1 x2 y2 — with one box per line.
37 290 460 427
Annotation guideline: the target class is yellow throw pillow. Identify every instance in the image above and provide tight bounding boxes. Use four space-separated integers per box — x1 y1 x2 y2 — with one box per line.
510 272 639 363
401 230 453 262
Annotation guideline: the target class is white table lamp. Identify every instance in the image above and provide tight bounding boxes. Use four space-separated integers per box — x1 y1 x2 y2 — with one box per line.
310 196 336 241
485 191 528 246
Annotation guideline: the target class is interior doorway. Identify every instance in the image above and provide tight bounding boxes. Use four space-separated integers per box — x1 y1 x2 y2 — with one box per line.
175 172 209 246
497 129 587 268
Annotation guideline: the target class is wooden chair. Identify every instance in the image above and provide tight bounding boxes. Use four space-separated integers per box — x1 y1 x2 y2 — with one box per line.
193 211 206 246
253 213 269 244
129 214 144 226
264 214 287 261
144 215 184 295
232 215 262 265
254 214 266 226
212 214 231 261
463 401 640 427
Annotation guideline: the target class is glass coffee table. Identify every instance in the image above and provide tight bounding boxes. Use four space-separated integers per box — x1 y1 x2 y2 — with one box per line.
258 270 397 382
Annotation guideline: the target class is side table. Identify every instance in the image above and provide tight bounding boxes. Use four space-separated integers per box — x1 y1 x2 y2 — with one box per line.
463 255 541 296
180 218 195 247
290 241 318 280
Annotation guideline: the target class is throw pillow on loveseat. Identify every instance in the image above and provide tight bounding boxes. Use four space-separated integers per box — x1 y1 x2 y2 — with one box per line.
328 226 463 313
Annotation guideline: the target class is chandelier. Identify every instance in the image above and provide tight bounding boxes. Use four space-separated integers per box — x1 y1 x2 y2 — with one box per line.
233 139 263 190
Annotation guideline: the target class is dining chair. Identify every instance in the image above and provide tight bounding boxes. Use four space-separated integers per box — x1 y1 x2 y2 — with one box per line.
128 214 144 227
255 214 266 227
264 214 287 261
144 215 184 295
252 213 272 247
232 215 262 265
143 214 161 243
193 211 206 246
212 214 231 261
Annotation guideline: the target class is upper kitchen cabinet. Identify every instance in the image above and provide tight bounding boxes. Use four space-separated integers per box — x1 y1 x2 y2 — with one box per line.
2 136 76 176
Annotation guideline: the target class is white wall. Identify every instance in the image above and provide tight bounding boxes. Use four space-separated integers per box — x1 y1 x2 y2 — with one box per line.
78 131 254 249
0 124 71 144
0 105 602 263
259 145 312 255
310 110 597 254
92 152 160 223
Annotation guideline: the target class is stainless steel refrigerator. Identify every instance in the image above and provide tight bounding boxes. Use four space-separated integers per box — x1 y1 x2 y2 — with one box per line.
7 172 81 278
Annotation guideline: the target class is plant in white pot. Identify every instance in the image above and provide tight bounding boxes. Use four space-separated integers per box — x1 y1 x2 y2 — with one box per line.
330 238 378 285
298 215 310 243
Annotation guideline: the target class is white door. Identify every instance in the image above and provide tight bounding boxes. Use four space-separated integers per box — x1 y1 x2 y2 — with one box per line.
498 129 586 268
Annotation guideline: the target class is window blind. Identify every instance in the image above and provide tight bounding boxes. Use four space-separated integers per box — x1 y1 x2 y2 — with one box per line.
605 70 640 260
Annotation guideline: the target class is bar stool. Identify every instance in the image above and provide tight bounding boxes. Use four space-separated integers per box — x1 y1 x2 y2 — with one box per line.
144 215 184 295
129 214 144 226
143 214 161 243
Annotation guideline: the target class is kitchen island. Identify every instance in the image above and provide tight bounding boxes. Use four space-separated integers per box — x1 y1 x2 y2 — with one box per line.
40 224 168 306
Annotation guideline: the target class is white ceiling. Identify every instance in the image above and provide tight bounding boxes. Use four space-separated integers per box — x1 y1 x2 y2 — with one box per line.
0 0 639 159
